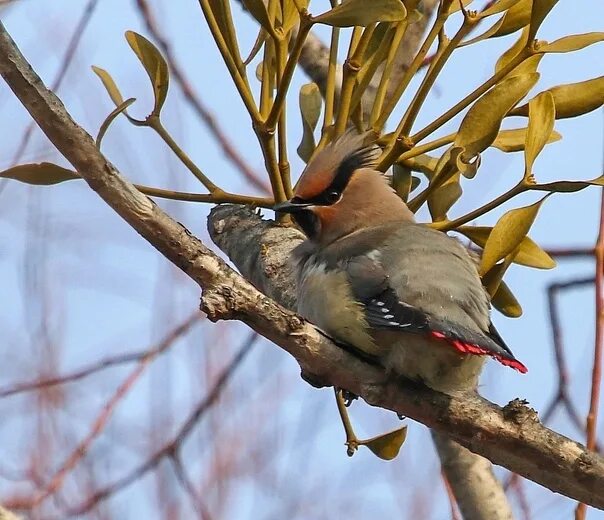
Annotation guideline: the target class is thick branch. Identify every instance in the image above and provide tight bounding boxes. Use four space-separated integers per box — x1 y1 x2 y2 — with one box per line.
1 22 604 511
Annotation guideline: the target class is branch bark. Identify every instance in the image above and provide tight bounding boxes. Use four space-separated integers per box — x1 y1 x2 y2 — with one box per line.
1 19 604 514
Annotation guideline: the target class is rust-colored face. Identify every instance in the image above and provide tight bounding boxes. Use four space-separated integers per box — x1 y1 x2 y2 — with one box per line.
273 132 381 240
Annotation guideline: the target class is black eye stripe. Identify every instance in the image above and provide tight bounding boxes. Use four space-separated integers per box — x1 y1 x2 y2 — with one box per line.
296 144 379 207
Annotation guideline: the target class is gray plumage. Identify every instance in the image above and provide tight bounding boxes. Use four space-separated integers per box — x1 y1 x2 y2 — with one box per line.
275 132 526 393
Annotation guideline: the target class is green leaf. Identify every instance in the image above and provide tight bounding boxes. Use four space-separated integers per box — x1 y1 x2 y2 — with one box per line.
480 0 520 17
495 26 529 74
313 0 407 27
91 65 125 106
392 164 420 202
531 175 604 193
491 127 561 152
125 31 169 116
400 154 439 180
460 17 505 48
528 0 558 41
244 28 268 66
360 426 407 460
428 172 462 222
96 98 136 149
540 32 604 53
510 76 604 119
209 0 243 65
480 196 549 275
454 73 539 159
297 83 322 162
242 0 276 36
491 0 532 38
524 91 555 176
0 163 80 185
458 226 556 269
492 281 523 317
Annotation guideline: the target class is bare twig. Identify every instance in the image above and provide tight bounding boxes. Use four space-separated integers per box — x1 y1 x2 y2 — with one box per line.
0 311 201 399
61 333 257 518
16 312 201 510
577 189 604 520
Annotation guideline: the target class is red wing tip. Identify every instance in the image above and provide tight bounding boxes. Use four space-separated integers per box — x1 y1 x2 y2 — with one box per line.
430 331 528 374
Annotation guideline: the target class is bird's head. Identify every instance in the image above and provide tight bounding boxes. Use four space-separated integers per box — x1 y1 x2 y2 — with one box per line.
274 132 414 244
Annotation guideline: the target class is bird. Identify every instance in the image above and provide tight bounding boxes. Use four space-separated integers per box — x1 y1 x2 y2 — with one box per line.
274 131 527 394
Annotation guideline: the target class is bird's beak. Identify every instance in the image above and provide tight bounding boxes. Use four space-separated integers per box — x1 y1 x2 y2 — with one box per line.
273 199 312 213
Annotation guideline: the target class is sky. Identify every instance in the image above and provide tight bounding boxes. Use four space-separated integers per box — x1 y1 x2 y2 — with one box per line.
0 0 603 519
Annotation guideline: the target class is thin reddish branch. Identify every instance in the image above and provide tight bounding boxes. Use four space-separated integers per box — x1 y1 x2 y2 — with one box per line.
58 333 258 519
441 470 461 520
0 312 201 399
5 312 201 512
170 454 212 520
134 0 270 195
577 190 604 519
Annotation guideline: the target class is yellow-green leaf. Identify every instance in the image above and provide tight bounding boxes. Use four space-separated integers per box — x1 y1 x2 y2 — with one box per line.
458 226 556 269
528 0 558 41
454 73 539 158
297 83 322 162
532 175 604 193
510 76 604 119
209 0 243 65
244 28 268 65
242 0 276 36
480 0 519 17
447 0 473 14
540 32 604 53
0 163 80 185
360 426 407 460
460 17 505 48
400 154 439 180
492 127 561 152
92 65 125 106
125 31 169 115
495 26 529 74
96 98 136 149
280 0 309 31
428 172 462 222
492 281 523 317
313 0 407 27
491 0 532 38
524 91 555 175
393 164 420 202
480 196 549 275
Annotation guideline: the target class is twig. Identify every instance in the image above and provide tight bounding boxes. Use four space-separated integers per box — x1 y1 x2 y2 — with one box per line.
134 0 269 194
577 187 604 519
441 469 461 520
16 313 201 510
0 311 201 399
170 453 212 520
60 333 258 518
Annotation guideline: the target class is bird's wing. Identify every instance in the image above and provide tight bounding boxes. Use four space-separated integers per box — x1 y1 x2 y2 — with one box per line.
345 255 527 373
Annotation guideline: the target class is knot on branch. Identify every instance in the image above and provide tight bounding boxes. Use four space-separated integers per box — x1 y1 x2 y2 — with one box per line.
503 398 540 425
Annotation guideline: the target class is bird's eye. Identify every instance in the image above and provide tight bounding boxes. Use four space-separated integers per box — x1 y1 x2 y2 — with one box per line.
326 191 340 203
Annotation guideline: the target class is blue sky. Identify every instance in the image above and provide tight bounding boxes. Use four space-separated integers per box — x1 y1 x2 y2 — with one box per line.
0 1 603 518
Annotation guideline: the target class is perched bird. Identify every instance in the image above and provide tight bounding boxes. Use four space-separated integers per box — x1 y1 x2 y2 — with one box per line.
274 132 527 393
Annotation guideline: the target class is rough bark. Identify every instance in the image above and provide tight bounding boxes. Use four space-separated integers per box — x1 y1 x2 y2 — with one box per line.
1 19 604 514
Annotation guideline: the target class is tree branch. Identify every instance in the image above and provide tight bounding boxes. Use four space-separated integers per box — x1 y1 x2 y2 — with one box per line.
1 20 603 513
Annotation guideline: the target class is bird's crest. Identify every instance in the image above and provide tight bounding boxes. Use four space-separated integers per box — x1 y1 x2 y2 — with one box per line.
294 131 381 201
